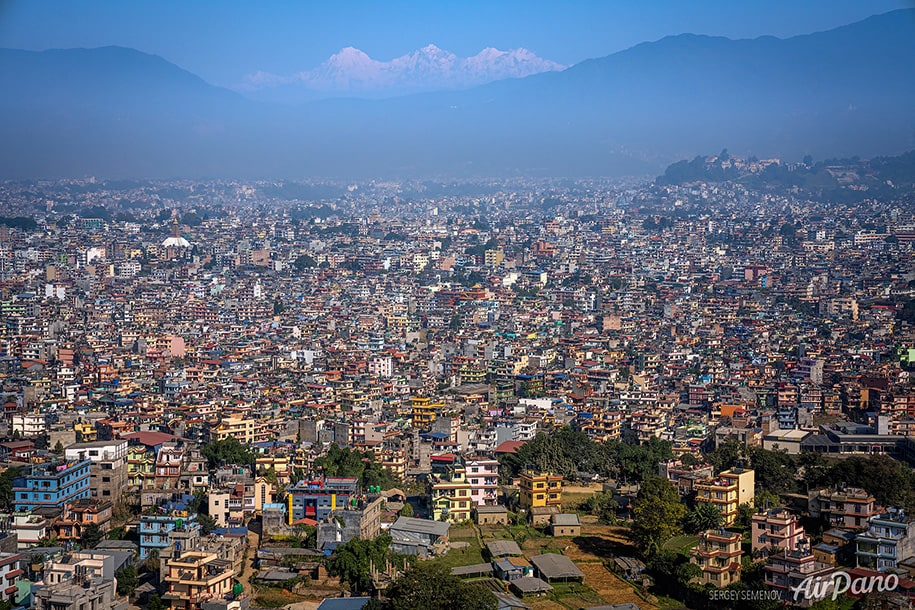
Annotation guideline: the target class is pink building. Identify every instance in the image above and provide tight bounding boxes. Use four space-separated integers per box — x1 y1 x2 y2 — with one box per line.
752 508 806 556
467 459 500 506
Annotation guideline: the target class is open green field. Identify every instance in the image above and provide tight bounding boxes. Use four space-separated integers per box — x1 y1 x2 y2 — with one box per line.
661 535 699 557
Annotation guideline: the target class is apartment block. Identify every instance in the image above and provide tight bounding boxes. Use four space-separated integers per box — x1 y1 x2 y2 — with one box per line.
13 459 91 511
694 468 755 525
690 530 743 588
519 471 562 510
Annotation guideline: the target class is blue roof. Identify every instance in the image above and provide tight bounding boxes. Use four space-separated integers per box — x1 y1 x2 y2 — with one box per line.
316 598 371 610
211 527 248 536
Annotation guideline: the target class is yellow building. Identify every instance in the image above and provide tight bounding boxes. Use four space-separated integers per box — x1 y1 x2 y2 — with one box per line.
213 416 256 445
73 422 97 442
256 456 290 485
411 396 442 428
519 471 562 510
127 445 155 489
431 468 472 523
690 530 743 587
484 248 504 267
694 468 755 525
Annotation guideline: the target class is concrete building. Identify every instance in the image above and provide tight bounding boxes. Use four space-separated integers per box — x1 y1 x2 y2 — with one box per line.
694 468 755 526
53 499 113 543
64 439 128 504
690 530 743 588
810 487 880 530
763 542 835 604
519 471 562 510
751 508 806 556
466 459 500 506
430 468 472 523
285 477 358 523
856 509 915 572
13 459 91 511
161 551 236 609
316 496 383 552
0 552 24 605
35 551 128 610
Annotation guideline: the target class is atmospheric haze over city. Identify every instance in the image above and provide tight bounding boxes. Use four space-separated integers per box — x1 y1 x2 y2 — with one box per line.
0 2 915 610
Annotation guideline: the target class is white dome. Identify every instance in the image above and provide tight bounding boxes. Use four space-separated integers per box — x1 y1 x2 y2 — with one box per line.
162 236 190 248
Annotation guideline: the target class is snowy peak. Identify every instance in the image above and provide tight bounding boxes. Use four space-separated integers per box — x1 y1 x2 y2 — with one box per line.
244 44 566 97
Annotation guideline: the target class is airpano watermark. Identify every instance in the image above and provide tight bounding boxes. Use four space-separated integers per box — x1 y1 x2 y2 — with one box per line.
705 571 902 604
791 571 900 602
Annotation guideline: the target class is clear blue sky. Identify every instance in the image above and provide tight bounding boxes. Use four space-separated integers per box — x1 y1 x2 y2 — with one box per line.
1 0 912 87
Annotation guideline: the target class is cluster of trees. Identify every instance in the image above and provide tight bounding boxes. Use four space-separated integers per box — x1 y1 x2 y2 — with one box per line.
898 298 915 326
0 466 21 510
314 444 399 490
0 216 37 230
660 148 915 205
707 438 915 511
372 562 497 610
328 536 497 608
658 152 740 185
292 254 317 271
498 427 673 484
326 533 399 594
201 437 256 469
577 491 618 523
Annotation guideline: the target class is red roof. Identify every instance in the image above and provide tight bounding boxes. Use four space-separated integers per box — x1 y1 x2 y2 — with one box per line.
494 440 525 455
121 431 181 447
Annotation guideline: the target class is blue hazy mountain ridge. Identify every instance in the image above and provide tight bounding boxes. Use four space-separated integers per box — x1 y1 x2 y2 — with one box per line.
1 9 913 179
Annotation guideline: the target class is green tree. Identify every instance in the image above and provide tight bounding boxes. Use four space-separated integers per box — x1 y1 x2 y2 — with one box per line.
748 446 795 494
53 440 65 454
197 513 218 535
675 561 702 587
706 437 745 472
734 503 756 532
148 593 166 610
683 503 723 534
399 503 414 518
0 467 22 510
630 478 686 558
578 492 618 523
116 564 138 596
386 562 497 610
326 533 394 594
81 522 104 549
201 437 255 469
316 444 399 490
754 490 780 510
293 254 317 271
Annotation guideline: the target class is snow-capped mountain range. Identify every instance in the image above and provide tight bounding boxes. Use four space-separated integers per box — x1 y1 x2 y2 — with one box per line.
242 44 566 99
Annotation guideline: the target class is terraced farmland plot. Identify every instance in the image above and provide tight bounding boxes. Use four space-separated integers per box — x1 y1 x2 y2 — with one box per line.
578 561 652 608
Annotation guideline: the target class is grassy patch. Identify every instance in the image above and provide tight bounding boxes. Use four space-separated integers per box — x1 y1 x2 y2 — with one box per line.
431 537 485 570
548 581 604 604
655 594 690 609
662 534 698 557
253 587 307 608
